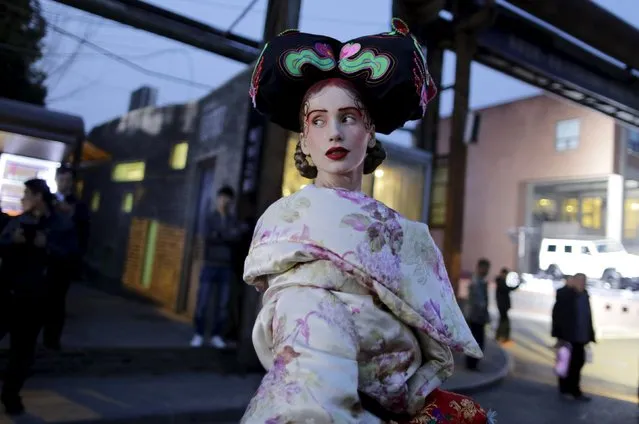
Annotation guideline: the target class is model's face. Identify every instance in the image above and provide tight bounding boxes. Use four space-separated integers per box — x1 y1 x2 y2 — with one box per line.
300 84 374 179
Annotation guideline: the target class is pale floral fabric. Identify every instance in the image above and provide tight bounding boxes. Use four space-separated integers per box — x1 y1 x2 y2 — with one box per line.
241 185 482 423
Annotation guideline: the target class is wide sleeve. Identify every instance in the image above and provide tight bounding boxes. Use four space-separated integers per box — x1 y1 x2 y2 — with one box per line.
242 286 383 424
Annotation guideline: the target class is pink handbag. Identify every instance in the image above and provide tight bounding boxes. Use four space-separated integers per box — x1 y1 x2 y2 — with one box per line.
554 345 571 378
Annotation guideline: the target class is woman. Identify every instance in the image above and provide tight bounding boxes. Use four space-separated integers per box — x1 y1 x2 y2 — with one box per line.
0 179 78 415
242 19 495 423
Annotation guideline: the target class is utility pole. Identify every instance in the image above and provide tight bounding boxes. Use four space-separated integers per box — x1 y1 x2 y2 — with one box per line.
237 0 302 371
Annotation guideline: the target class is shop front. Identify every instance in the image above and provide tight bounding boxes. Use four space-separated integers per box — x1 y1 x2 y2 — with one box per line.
281 134 432 222
523 175 623 272
0 98 85 214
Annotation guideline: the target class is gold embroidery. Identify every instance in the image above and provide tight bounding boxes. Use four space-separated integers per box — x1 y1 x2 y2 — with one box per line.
449 398 479 421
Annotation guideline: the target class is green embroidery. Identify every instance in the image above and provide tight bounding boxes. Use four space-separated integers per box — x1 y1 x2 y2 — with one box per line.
283 48 335 77
339 50 392 81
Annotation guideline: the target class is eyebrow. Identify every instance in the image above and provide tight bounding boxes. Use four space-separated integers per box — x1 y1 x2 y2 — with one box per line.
306 107 361 116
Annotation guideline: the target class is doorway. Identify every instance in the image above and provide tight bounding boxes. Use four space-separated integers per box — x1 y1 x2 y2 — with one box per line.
185 158 217 316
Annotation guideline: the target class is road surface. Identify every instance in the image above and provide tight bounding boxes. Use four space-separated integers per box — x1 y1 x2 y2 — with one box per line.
473 316 638 423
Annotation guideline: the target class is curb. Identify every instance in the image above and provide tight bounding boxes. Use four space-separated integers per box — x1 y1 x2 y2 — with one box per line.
449 343 514 395
56 408 246 424
56 347 514 424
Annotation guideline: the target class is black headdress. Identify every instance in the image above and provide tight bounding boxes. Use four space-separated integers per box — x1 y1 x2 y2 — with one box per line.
249 18 437 135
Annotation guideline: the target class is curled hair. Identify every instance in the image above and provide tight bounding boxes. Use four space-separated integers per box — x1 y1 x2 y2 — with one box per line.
294 138 387 179
363 139 386 175
294 140 318 179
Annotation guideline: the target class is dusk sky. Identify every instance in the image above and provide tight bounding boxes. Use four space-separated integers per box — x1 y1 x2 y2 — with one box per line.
39 0 639 145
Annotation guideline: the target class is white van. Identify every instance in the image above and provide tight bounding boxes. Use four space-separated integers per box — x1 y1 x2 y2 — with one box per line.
539 237 639 289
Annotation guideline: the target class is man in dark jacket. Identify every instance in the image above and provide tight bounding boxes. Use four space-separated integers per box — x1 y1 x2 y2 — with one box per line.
190 186 242 349
41 164 90 350
551 273 595 402
465 258 491 371
495 267 520 344
0 179 78 415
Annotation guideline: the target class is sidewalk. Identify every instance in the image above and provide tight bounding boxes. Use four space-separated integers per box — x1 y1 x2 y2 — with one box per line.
0 284 511 423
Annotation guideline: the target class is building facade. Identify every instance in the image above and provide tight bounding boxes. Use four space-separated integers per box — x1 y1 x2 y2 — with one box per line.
429 94 639 275
81 69 433 319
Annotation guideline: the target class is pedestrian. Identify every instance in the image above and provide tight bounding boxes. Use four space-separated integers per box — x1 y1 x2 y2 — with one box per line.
190 185 241 349
466 258 491 371
551 273 595 401
42 164 90 351
495 267 520 344
0 179 78 415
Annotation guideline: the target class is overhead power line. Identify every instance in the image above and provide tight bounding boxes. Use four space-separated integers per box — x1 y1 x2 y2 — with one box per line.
48 23 212 90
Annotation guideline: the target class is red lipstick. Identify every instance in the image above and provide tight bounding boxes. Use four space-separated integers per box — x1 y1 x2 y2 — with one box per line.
325 146 350 161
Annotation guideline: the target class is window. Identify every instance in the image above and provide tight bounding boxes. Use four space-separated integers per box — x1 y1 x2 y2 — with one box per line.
561 198 579 222
141 220 159 289
555 119 580 151
122 193 134 213
581 197 602 229
76 180 84 198
547 245 556 252
281 135 311 197
564 245 572 253
624 198 639 239
169 142 189 170
90 192 100 212
429 158 448 227
112 162 145 182
581 246 590 254
371 159 425 222
628 129 639 156
280 133 427 221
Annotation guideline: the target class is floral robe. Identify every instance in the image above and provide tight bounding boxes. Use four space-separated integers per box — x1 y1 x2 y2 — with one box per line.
242 185 484 423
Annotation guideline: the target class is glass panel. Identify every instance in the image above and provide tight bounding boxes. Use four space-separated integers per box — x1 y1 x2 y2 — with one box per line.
624 198 639 239
281 134 312 197
556 119 580 138
627 129 639 155
362 173 374 197
170 142 189 170
112 162 145 182
581 197 602 229
91 192 100 212
429 159 448 226
561 198 579 222
555 119 580 151
372 159 425 222
141 220 159 288
122 193 134 213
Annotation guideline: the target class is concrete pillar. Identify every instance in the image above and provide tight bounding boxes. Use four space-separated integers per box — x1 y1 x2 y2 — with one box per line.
606 174 624 242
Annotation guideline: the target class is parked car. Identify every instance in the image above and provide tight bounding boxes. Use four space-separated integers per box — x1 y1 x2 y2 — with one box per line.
539 237 639 290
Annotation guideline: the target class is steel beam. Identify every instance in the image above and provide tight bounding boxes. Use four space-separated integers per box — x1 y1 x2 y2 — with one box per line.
52 0 260 64
506 0 639 72
416 7 639 128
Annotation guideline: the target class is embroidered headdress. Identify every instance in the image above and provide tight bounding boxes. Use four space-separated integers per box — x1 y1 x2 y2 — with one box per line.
249 18 437 135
